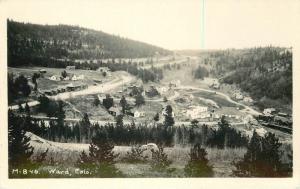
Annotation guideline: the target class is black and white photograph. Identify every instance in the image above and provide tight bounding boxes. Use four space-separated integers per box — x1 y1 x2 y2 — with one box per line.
0 0 299 188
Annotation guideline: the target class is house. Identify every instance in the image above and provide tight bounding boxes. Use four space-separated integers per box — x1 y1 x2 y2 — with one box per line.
134 111 146 118
71 75 78 81
263 108 276 115
234 93 244 100
211 80 220 89
186 106 208 119
214 114 220 119
243 97 253 103
159 87 168 94
66 66 76 70
97 67 110 72
49 75 60 81
108 106 121 116
63 76 70 81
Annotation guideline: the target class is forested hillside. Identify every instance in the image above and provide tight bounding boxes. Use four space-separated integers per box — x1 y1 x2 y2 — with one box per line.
7 20 171 67
206 47 292 111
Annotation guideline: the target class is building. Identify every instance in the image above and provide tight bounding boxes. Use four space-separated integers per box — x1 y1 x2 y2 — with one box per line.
66 66 76 70
243 96 253 103
49 75 60 81
234 93 244 100
134 111 146 118
186 106 208 119
63 76 70 81
108 106 121 116
71 75 78 81
159 87 168 94
97 67 110 72
263 108 276 115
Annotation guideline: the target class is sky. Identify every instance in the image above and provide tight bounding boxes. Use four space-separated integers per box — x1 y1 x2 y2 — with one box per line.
1 0 299 50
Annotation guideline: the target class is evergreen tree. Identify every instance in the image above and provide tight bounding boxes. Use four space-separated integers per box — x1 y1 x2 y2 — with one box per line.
8 110 34 168
154 112 160 122
123 145 148 163
119 95 128 114
56 100 65 140
191 119 199 128
103 94 114 109
80 113 91 142
18 103 24 113
93 95 100 107
77 129 121 177
233 131 286 177
61 70 67 78
150 145 173 173
163 105 174 127
25 102 30 115
116 114 124 127
184 143 213 177
135 92 145 106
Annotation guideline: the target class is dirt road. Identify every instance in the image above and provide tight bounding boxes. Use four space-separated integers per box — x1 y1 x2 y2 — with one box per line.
8 73 134 110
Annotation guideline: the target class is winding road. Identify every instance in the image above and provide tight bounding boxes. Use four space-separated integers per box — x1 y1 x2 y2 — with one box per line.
8 73 135 110
177 85 261 115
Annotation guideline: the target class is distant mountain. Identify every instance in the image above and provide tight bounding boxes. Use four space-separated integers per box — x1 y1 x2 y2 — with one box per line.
7 20 171 66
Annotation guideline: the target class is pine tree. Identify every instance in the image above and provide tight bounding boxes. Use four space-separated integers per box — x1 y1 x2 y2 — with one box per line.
77 129 121 177
8 110 34 168
154 112 159 122
80 113 91 142
18 103 24 113
25 102 30 115
233 130 286 177
123 145 148 163
163 105 174 127
93 95 100 107
115 114 124 127
119 95 128 114
150 145 172 171
184 143 213 177
135 92 145 106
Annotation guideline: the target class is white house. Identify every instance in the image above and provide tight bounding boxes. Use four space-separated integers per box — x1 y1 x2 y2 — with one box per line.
71 75 78 81
63 76 70 81
186 106 208 119
66 66 76 70
243 97 253 103
49 75 60 81
97 67 110 72
159 87 168 94
263 108 276 115
214 114 220 119
234 93 244 100
134 111 146 118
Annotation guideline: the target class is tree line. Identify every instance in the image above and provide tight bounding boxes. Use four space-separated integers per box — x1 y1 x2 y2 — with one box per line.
8 20 170 64
207 47 292 110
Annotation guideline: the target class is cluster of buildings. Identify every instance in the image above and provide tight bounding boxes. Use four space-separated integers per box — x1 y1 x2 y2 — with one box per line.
43 83 88 96
258 108 292 128
232 91 254 103
48 74 85 81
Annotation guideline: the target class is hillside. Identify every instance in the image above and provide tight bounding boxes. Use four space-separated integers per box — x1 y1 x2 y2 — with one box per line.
202 47 293 112
7 20 171 67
